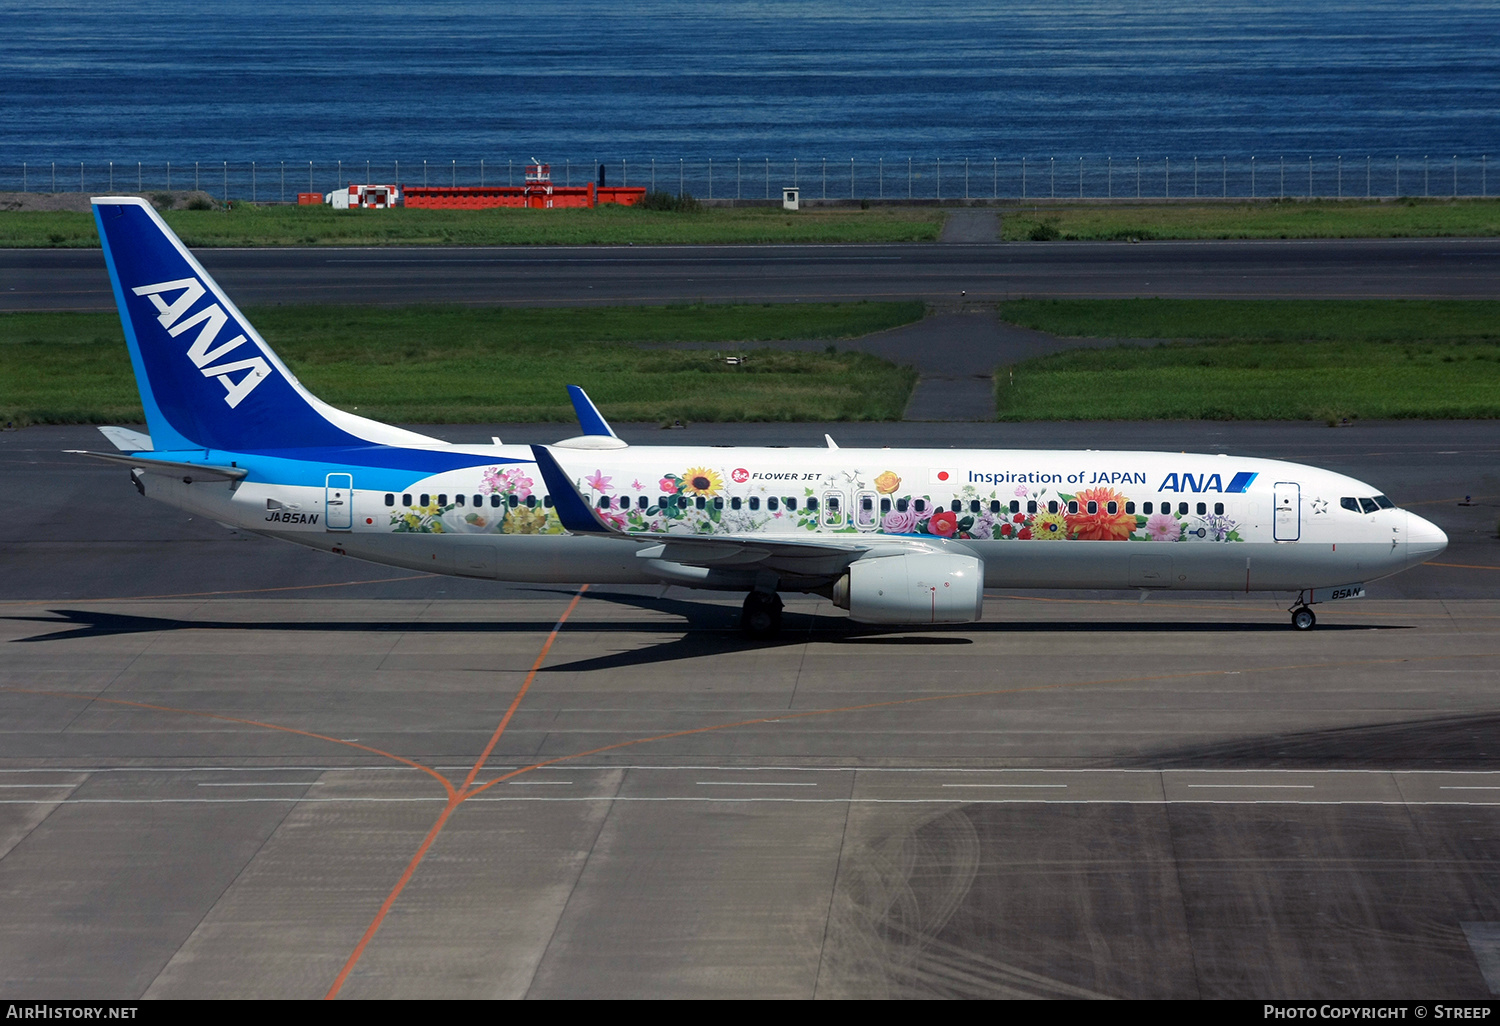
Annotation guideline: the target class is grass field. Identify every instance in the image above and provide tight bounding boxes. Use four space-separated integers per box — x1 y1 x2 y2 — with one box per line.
996 299 1500 421
1002 199 1500 241
0 203 944 248
0 302 922 426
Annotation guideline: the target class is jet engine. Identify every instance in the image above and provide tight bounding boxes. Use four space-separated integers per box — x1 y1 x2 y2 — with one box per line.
832 553 984 625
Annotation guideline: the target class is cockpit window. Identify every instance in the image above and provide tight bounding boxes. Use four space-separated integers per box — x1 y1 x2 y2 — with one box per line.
1374 495 1395 509
1359 497 1379 514
1340 497 1359 512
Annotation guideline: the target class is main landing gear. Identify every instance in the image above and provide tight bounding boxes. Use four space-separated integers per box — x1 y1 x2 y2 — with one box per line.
741 590 783 638
1289 592 1317 631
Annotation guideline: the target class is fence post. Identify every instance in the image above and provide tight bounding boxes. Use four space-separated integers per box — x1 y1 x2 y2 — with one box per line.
167 161 171 191
338 159 342 189
137 161 142 191
1108 156 1112 198
1250 156 1255 197
936 156 941 200
223 161 227 202
1222 156 1226 197
1484 155 1488 198
821 156 826 200
308 161 312 193
1193 155 1197 197
1165 156 1169 198
1395 155 1400 196
738 157 741 200
252 161 256 202
1307 154 1311 198
1022 157 1026 200
964 157 969 200
52 162 56 192
679 157 683 197
1049 156 1054 198
764 157 768 200
850 157 854 199
708 158 712 199
1337 155 1341 198
793 157 797 189
1136 156 1140 198
908 157 912 199
451 159 456 187
480 159 484 187
623 158 628 188
1079 156 1083 198
365 159 370 185
993 157 997 199
81 162 85 192
1453 155 1458 197
1366 156 1370 198
880 157 884 199
1279 155 1284 199
280 160 285 203
1424 155 1429 197
108 161 113 191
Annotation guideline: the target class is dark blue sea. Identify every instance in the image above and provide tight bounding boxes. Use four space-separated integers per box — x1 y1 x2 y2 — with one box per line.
3 0 1498 198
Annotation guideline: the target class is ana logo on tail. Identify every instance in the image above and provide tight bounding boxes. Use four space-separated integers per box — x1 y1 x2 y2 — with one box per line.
131 277 272 409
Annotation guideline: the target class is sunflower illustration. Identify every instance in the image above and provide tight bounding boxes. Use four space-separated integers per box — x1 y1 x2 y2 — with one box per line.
1031 510 1069 540
681 467 724 498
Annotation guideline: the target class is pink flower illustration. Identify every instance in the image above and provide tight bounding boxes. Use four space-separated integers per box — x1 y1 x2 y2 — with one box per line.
631 479 644 491
1144 512 1181 541
585 470 612 492
1014 485 1029 497
659 476 677 493
882 508 919 533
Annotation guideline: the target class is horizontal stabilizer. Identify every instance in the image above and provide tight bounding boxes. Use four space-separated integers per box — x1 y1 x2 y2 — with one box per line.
97 426 153 452
66 449 247 481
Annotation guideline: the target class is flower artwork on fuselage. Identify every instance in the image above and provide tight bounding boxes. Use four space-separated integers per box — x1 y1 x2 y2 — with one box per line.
388 465 1246 542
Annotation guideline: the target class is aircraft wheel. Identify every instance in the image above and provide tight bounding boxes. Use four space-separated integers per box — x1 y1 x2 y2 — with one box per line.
1291 607 1316 631
741 591 783 637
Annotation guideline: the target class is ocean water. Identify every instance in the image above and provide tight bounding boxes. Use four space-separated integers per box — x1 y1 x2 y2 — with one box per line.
2 1 1497 196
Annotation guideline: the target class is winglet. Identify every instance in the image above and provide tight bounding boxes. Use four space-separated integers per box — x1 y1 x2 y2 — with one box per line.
529 445 617 535
566 385 617 438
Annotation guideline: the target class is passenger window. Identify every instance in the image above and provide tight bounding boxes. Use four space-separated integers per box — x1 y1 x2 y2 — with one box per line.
951 500 962 513
749 497 760 511
1125 502 1134 514
786 498 797 511
1142 501 1152 514
402 493 412 506
456 494 465 507
490 495 501 508
713 497 724 510
544 496 554 508
897 498 908 512
597 495 610 508
420 494 430 506
861 497 872 511
1048 501 1059 514
806 497 818 511
731 497 742 510
1087 501 1098 514
1214 502 1224 515
473 495 482 507
659 495 670 508
438 494 447 506
1196 502 1206 515
384 493 394 507
1177 502 1188 516
768 497 779 511
1106 501 1117 515
695 496 706 510
638 496 649 509
1008 500 1019 514
1359 497 1379 514
509 495 519 508
880 498 891 514
827 496 838 510
1341 497 1359 512
1375 495 1395 509
1067 501 1078 514
1027 500 1038 514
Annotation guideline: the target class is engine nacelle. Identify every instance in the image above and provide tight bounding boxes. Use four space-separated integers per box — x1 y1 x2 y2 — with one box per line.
832 553 985 625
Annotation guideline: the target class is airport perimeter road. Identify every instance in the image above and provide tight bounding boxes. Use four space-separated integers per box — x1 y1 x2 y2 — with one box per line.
7 236 1500 311
3 422 1500 998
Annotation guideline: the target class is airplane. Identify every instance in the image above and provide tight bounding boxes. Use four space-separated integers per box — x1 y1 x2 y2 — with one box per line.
75 195 1448 636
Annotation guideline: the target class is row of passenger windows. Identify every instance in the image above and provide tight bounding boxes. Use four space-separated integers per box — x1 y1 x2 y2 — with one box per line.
384 493 555 509
380 491 1231 517
1342 495 1395 513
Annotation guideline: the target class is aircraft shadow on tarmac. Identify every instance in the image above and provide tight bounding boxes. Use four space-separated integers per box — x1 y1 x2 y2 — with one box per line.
1129 710 1500 770
7 590 1400 672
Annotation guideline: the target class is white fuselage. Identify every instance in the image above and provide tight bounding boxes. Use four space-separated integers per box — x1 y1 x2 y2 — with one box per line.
136 443 1447 595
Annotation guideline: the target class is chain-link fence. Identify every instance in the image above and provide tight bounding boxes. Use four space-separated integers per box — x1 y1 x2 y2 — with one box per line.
4 154 1495 203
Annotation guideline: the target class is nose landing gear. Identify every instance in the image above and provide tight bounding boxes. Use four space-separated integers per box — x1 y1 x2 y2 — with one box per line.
741 590 783 637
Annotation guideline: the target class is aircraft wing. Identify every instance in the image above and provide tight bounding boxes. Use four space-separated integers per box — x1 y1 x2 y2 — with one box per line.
529 444 953 580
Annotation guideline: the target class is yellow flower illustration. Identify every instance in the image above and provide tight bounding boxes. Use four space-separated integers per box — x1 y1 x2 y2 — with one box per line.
681 467 724 497
1031 510 1068 540
502 507 548 534
874 471 901 495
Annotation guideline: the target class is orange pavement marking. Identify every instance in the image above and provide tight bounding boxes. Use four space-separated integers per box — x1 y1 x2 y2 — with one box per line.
323 584 589 1001
1425 562 1500 570
0 687 456 798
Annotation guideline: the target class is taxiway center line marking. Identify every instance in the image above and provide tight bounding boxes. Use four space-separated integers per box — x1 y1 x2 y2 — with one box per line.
1441 786 1500 790
941 783 1067 788
196 782 318 787
695 781 819 786
1186 784 1315 789
324 583 588 1002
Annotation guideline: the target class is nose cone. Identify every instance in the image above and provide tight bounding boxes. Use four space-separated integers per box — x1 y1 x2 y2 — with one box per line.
1406 511 1449 563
